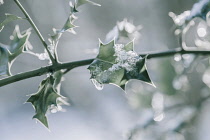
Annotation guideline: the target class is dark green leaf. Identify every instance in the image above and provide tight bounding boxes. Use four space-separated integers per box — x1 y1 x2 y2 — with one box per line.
27 71 68 128
0 13 23 32
88 39 154 91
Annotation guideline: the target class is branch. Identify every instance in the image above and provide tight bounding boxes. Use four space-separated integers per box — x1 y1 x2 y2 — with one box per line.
1 48 210 87
14 0 56 64
0 59 93 87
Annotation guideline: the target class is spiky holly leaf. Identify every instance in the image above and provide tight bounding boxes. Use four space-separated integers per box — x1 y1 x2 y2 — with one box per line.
0 26 31 76
88 39 154 91
0 13 23 32
27 71 68 128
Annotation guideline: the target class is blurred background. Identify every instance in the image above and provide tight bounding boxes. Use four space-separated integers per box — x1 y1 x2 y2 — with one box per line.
1 0 210 140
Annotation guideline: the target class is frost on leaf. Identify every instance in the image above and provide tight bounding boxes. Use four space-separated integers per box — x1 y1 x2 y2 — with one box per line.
27 71 68 128
0 25 31 76
88 39 153 91
0 13 23 32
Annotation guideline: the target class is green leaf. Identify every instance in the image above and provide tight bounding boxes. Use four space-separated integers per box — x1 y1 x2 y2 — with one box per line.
0 26 31 76
61 14 78 33
123 40 134 52
0 13 23 32
27 71 68 128
76 0 101 8
88 39 154 91
69 1 79 13
9 25 31 55
97 39 116 63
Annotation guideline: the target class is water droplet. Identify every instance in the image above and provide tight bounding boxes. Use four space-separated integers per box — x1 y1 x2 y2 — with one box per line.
91 79 104 90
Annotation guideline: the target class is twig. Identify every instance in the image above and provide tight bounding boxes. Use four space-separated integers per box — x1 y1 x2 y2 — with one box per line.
1 48 210 87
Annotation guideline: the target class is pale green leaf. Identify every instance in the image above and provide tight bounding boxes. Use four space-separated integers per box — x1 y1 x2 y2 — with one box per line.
0 26 31 76
0 13 23 32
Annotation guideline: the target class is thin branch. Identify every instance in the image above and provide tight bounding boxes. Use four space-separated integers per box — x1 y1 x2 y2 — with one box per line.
1 48 210 87
0 59 93 87
14 0 56 64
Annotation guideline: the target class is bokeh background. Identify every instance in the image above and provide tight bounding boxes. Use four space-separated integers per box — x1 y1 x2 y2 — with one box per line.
1 0 210 140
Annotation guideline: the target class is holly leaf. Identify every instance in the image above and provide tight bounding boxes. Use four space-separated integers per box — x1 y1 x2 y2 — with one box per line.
27 71 68 128
0 26 31 76
0 13 23 32
88 39 154 91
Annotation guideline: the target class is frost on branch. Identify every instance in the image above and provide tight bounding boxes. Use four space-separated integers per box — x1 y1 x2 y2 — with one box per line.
27 71 68 128
0 25 31 76
88 39 154 91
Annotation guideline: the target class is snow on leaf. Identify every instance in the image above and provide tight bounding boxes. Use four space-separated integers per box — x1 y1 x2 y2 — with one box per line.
0 13 23 32
88 39 153 91
27 71 68 128
0 26 31 76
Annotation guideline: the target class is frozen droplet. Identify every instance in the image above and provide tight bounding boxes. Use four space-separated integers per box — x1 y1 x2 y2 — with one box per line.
91 79 104 90
174 54 181 62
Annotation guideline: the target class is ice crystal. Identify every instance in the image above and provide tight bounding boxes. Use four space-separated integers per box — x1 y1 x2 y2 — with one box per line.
113 44 140 71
